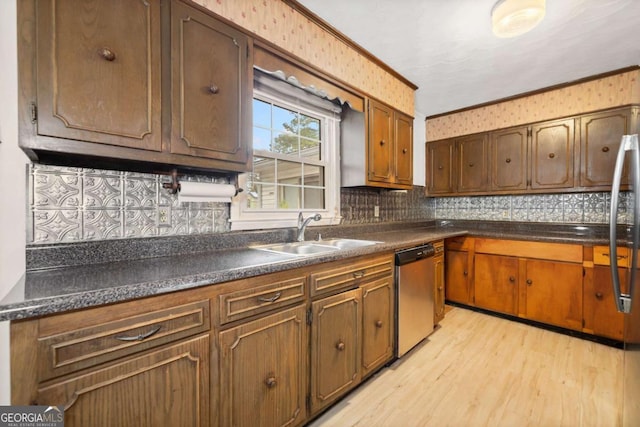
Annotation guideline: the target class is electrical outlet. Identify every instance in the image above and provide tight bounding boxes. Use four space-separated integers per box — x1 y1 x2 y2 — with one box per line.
374 205 380 218
157 207 172 228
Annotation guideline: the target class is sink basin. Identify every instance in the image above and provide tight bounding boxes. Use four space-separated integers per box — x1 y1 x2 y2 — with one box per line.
252 238 380 256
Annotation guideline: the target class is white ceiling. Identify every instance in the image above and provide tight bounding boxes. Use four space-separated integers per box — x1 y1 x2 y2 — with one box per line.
296 0 640 118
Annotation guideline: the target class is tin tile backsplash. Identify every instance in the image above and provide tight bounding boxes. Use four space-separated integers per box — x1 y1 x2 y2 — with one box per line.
27 164 627 244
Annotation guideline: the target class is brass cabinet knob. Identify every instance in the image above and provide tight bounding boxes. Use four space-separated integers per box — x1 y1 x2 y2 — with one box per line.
375 320 383 328
208 85 220 94
468 163 474 167
463 270 468 276
336 341 345 351
438 165 444 170
265 376 277 388
526 279 533 285
509 276 516 283
402 148 408 153
98 47 116 61
595 292 604 300
380 140 386 146
548 153 555 159
602 146 610 153
505 158 511 163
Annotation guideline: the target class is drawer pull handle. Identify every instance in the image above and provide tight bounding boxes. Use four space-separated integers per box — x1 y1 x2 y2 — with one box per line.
265 376 277 389
595 292 604 300
115 325 162 342
336 341 345 351
257 292 282 303
602 253 627 260
353 271 365 278
375 320 383 328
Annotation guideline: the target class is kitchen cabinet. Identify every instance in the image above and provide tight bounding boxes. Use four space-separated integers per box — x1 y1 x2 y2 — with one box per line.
426 139 455 195
583 245 629 340
530 118 575 190
361 277 394 378
457 134 489 192
10 292 212 427
426 106 638 196
580 107 637 188
342 99 413 189
310 289 361 414
444 236 474 305
433 240 446 324
219 305 307 427
19 0 252 174
170 0 251 166
474 253 519 316
490 126 528 191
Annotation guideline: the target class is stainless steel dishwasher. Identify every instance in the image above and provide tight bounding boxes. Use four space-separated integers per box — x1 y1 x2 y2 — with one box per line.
395 243 435 357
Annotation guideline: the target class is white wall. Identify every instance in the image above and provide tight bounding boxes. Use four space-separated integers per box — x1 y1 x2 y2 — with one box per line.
413 111 426 187
0 0 28 405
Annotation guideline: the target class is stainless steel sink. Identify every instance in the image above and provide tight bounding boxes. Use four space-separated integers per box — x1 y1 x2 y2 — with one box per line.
252 238 380 256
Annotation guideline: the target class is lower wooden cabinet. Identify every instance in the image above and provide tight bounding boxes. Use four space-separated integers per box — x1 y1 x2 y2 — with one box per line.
445 240 473 305
361 277 394 378
474 253 518 316
219 305 307 427
583 265 626 340
310 289 362 414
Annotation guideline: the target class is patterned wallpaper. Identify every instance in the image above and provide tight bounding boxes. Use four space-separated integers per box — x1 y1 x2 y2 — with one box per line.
192 0 415 115
426 69 640 141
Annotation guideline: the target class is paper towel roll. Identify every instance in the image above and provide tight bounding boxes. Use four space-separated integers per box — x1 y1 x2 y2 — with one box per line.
178 182 237 203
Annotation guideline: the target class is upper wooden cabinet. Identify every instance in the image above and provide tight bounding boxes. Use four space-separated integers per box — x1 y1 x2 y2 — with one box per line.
33 0 162 151
342 100 413 189
426 105 639 196
530 118 575 190
580 107 635 188
170 1 251 165
19 0 252 175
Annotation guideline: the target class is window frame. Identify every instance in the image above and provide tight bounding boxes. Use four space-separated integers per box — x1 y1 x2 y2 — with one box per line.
230 81 342 231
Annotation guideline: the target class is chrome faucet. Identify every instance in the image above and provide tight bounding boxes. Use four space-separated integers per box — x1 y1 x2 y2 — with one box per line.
297 212 322 241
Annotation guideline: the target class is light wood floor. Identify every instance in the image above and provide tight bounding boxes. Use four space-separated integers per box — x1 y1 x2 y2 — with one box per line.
310 306 623 427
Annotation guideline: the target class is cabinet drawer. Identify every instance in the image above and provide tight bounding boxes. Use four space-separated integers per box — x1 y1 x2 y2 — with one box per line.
593 245 629 267
310 254 394 297
37 299 210 381
218 276 307 324
445 236 473 251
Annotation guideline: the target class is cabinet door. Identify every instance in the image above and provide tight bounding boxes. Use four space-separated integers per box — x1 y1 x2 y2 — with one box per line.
522 259 583 331
35 0 161 150
394 112 413 186
426 139 455 195
37 335 209 427
361 277 394 378
584 266 625 340
474 254 518 315
490 126 528 191
170 0 251 166
580 108 633 187
531 119 575 189
434 253 446 324
445 250 471 304
311 289 361 414
219 305 307 427
457 134 488 192
368 100 394 183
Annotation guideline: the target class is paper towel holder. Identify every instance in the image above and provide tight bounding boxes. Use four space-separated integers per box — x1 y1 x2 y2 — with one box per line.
162 169 182 194
161 169 244 196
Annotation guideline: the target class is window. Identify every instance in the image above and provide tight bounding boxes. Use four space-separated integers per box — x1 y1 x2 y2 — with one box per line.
231 72 342 230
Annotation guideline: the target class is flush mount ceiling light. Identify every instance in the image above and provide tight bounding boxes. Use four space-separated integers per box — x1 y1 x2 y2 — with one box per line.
492 0 546 38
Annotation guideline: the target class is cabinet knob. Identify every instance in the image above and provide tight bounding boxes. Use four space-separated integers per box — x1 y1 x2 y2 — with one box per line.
526 279 533 285
336 341 345 351
595 292 604 300
505 158 511 163
98 47 116 61
265 376 277 389
602 146 610 153
463 270 468 276
403 148 408 154
380 140 386 146
548 153 555 159
208 85 220 94
468 163 474 167
509 276 516 283
375 320 383 328
438 286 444 291
438 165 443 170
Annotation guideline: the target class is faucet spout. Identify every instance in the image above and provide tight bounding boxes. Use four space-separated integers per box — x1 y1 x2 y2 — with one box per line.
297 212 322 241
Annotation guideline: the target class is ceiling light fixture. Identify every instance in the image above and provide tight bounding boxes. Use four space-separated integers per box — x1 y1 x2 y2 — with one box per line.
491 0 546 38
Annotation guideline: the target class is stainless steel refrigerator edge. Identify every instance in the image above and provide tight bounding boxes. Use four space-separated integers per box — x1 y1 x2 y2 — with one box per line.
609 133 640 426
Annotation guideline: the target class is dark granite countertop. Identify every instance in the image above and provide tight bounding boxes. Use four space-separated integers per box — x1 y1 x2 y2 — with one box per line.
0 220 618 322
